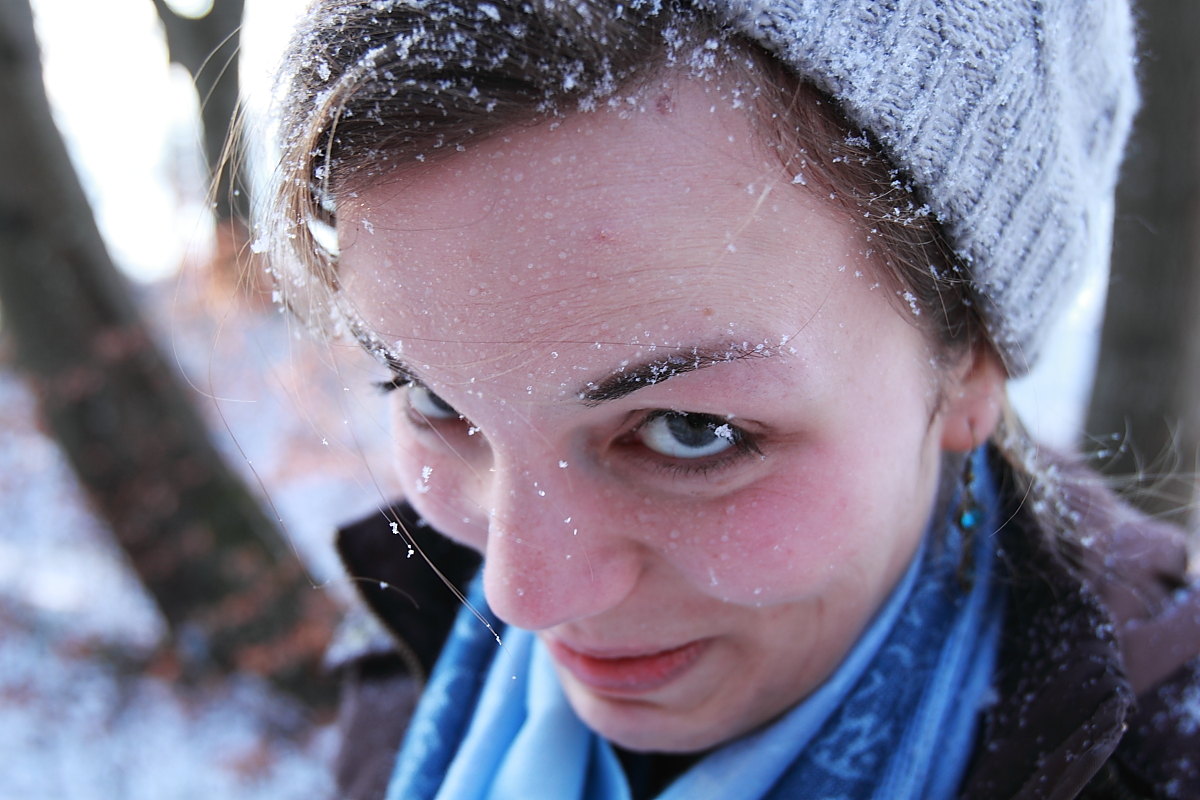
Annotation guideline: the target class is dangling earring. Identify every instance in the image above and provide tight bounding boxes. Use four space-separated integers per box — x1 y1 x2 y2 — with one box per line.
956 452 982 532
955 449 982 589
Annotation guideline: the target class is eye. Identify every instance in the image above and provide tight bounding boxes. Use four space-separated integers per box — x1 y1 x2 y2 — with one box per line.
637 412 740 459
408 383 461 420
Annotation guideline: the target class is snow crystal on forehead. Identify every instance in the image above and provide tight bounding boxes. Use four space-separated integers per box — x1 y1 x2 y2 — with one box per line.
263 0 828 344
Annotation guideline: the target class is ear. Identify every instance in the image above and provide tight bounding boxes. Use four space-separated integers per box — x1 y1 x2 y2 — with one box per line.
939 345 1007 452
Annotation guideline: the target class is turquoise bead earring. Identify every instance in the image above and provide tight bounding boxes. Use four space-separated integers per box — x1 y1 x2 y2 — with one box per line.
955 450 983 590
957 452 982 532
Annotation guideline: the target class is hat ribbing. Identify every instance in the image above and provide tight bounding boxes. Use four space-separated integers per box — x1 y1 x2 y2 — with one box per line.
704 0 1138 374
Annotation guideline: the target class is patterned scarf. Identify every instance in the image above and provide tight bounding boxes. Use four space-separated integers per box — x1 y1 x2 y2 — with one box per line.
386 448 1006 800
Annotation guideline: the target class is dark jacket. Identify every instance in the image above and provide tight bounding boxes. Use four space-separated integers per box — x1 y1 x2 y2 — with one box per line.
328 465 1200 800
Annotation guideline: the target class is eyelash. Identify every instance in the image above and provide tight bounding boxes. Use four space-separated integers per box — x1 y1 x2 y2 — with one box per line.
376 375 412 394
382 377 467 429
380 375 763 476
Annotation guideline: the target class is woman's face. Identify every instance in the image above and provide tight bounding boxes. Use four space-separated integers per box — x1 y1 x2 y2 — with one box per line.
338 77 998 752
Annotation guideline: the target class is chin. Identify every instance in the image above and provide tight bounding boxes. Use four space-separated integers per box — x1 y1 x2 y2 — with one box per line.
559 676 739 754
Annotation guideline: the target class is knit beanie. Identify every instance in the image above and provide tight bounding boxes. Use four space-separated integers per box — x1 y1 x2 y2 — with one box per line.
701 0 1139 374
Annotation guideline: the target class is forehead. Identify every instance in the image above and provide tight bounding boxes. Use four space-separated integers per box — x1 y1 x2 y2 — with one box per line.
336 78 903 387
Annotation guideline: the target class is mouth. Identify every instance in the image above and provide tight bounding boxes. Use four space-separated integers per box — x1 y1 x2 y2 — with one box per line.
544 637 711 694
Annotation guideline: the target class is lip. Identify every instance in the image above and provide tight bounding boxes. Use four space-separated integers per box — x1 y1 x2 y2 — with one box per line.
544 637 711 694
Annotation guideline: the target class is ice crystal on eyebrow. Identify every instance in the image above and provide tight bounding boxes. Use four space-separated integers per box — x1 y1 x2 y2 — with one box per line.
578 343 774 404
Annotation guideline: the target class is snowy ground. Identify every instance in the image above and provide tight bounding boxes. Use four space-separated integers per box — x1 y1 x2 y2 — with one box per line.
0 602 337 800
0 269 401 800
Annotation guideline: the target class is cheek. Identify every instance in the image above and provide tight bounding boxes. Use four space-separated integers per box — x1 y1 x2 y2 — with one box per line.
390 414 490 553
650 437 933 607
626 471 854 607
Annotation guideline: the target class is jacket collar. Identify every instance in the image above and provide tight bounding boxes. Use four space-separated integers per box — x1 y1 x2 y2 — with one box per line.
959 509 1134 799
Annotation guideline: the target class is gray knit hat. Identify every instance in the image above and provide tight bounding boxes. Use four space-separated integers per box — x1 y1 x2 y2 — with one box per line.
702 0 1139 374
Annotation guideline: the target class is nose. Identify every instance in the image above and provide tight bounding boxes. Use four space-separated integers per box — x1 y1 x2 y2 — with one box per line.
479 454 642 630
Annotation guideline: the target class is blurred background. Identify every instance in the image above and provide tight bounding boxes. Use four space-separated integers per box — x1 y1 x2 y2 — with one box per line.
0 0 1197 797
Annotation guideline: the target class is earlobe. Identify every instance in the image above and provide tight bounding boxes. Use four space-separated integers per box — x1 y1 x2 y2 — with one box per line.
939 347 1007 452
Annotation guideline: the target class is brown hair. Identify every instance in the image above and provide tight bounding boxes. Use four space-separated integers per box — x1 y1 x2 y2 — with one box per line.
264 0 1071 555
268 0 983 356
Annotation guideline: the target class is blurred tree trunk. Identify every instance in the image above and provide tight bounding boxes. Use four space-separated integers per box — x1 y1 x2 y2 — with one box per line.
151 0 247 224
0 0 335 707
1086 0 1200 526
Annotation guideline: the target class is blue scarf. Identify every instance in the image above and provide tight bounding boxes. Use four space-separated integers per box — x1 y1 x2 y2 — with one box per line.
386 448 1006 800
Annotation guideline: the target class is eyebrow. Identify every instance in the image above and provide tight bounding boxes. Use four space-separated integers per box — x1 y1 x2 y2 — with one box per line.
578 344 772 405
348 320 416 380
350 317 777 405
